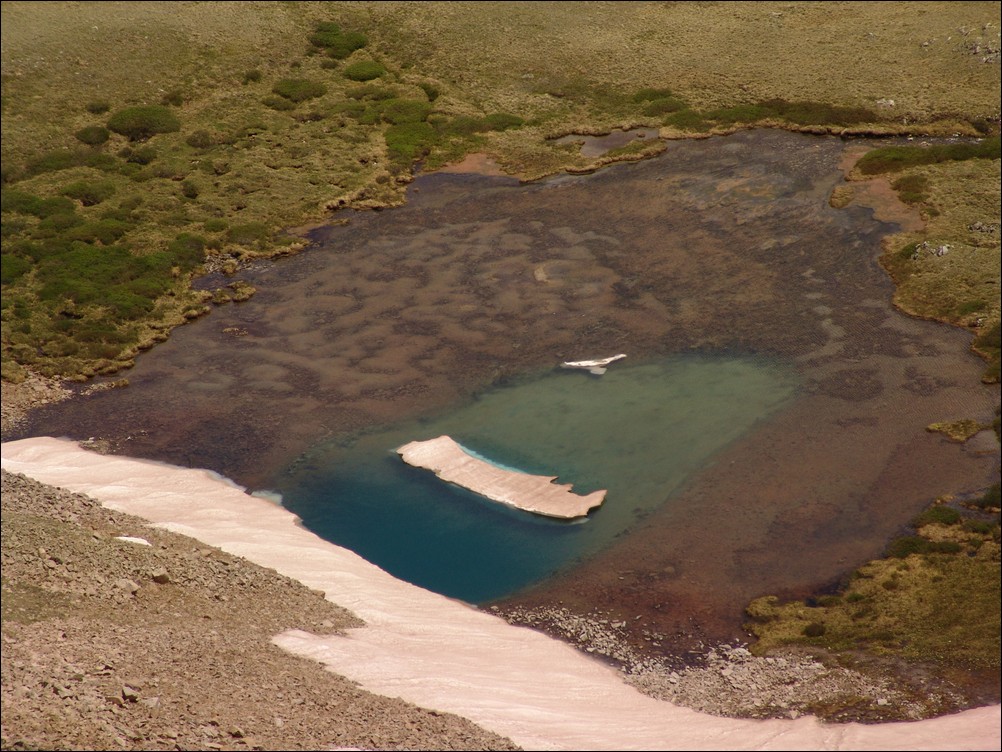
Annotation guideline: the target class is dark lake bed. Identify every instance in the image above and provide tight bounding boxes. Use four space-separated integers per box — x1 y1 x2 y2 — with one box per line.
19 129 1001 656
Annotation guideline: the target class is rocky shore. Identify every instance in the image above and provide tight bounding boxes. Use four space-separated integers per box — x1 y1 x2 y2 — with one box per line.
492 606 969 724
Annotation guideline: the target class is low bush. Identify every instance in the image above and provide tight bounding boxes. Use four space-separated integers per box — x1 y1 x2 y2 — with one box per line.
758 98 878 127
343 60 386 82
969 482 1001 510
379 98 432 125
347 84 398 100
642 96 688 116
75 126 110 146
185 130 215 149
912 505 962 528
1 253 32 285
803 621 826 637
309 22 368 59
664 109 710 132
61 180 116 206
385 121 436 163
272 78 327 103
85 100 111 115
856 136 1001 175
226 222 269 245
107 105 180 141
119 145 158 165
633 87 674 102
418 82 440 102
242 69 262 85
483 112 524 131
262 95 296 111
168 232 206 270
65 219 131 244
705 104 772 124
161 89 186 106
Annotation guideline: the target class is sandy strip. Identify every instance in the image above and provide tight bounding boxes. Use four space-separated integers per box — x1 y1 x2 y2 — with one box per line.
2 436 998 752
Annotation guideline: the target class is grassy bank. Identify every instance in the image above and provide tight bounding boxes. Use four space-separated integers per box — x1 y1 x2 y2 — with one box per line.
3 1 1000 380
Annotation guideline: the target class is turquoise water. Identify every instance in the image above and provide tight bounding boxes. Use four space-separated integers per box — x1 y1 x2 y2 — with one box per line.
278 354 799 603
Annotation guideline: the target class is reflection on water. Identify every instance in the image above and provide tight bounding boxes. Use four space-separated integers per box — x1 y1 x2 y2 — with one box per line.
279 355 798 603
21 129 1000 650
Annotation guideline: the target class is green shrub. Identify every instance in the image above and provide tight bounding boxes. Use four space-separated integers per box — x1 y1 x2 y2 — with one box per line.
185 130 215 149
418 82 440 101
119 145 158 165
26 149 87 176
912 505 962 528
85 154 122 175
379 98 432 124
964 520 995 534
75 126 110 146
705 104 772 124
37 212 83 232
272 78 327 103
61 180 116 206
757 98 878 127
887 535 930 558
1 253 32 285
107 105 181 141
970 482 1001 510
202 218 228 232
161 89 186 106
642 96 688 116
85 100 111 115
483 112 524 131
664 109 710 132
384 121 436 163
891 174 930 204
633 87 674 102
180 180 200 199
168 232 206 270
803 621 826 638
226 222 269 245
309 23 368 59
242 69 262 85
343 60 386 82
65 219 130 244
347 84 398 100
856 136 1001 175
262 95 296 111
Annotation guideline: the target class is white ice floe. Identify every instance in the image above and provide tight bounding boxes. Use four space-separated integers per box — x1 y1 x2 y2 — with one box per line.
560 353 627 375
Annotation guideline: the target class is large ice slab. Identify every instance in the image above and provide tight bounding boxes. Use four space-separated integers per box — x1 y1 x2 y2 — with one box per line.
397 435 605 519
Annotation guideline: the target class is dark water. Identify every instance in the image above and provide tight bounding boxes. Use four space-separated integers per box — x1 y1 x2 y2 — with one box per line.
19 129 1000 650
278 355 798 603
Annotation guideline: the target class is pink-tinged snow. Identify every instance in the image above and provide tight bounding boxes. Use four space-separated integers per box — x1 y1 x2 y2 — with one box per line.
2 436 998 752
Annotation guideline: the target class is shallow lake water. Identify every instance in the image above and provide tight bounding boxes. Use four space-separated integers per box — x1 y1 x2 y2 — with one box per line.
20 128 1000 652
279 355 798 603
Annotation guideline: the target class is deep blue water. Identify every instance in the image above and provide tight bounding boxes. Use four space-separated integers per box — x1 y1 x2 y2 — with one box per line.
276 354 799 603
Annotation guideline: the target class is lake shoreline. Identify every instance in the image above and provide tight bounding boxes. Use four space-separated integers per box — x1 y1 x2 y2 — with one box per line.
3 436 1000 746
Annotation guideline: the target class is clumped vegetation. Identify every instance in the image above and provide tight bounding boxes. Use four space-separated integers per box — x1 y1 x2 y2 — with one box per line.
106 105 181 141
856 137 1001 175
746 500 1000 670
272 78 327 103
342 60 386 82
309 21 368 60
